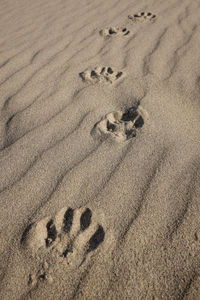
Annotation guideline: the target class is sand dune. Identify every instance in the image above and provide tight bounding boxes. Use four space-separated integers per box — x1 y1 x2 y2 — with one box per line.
0 0 200 299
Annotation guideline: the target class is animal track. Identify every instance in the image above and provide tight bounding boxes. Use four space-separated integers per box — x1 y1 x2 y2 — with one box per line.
22 206 105 286
100 26 130 38
79 66 124 84
128 12 156 22
91 103 145 142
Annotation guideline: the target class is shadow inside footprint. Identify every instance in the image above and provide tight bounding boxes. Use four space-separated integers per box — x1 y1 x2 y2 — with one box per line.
90 70 98 79
134 115 144 128
122 106 144 129
62 245 73 258
63 208 74 233
107 121 116 132
121 106 139 122
80 208 92 231
109 28 117 35
116 71 123 79
20 223 34 244
107 67 113 74
45 220 57 247
87 225 105 252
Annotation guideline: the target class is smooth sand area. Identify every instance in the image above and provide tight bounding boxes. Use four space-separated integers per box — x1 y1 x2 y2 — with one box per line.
0 0 200 299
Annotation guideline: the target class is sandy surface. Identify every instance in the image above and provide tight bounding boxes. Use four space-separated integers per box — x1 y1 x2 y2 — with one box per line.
0 0 200 299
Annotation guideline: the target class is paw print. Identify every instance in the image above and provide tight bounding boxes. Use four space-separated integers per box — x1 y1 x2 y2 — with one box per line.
79 66 124 84
22 206 105 286
100 26 130 38
128 12 156 22
91 103 145 142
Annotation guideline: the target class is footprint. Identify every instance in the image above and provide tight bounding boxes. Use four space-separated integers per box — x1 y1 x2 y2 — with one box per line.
128 12 156 22
91 103 145 142
100 26 130 38
79 66 124 84
22 206 105 286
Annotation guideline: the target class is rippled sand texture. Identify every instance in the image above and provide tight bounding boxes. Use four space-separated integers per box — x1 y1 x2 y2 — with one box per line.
0 0 200 299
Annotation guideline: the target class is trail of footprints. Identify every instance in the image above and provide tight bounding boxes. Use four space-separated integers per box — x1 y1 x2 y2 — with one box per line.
91 103 145 142
99 12 156 39
20 8 155 289
79 11 156 86
79 66 124 84
79 11 156 139
22 206 105 286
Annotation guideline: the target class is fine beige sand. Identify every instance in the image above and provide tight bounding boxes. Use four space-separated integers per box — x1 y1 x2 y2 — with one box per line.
0 0 200 299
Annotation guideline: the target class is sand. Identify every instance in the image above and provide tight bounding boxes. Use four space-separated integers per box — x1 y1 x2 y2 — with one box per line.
0 0 200 299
